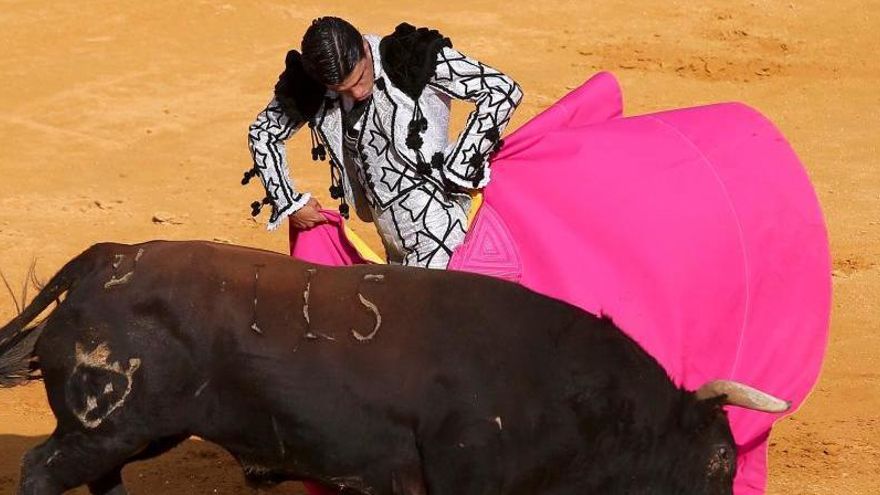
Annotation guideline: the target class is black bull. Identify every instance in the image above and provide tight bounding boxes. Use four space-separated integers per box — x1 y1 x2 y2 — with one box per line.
0 241 789 494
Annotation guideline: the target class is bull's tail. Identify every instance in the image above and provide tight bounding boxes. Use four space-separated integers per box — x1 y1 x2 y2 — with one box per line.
0 245 102 387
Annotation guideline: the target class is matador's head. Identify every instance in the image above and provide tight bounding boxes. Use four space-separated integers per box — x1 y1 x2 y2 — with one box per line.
301 17 375 102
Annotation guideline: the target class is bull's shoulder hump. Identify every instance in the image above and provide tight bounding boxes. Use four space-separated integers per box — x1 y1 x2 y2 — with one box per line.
349 263 578 310
127 240 299 265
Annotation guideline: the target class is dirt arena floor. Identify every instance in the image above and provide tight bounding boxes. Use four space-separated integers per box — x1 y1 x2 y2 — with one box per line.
1 0 877 493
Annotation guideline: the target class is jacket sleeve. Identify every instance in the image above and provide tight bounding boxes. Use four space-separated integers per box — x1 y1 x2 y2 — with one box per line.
247 97 311 231
428 46 523 189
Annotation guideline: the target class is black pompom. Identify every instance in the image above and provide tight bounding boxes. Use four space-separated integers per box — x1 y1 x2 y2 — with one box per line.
375 77 386 91
241 168 258 185
406 132 423 151
338 203 350 218
311 144 326 161
416 158 432 175
431 152 444 170
467 150 485 169
329 185 343 199
250 201 262 217
471 167 485 188
485 127 500 144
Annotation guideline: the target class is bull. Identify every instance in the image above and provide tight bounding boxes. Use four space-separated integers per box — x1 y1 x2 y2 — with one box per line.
0 240 789 494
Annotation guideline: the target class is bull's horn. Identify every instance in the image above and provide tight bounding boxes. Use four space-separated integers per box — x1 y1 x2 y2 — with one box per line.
695 380 791 413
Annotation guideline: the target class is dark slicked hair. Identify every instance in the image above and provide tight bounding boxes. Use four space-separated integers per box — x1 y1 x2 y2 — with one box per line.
301 17 366 86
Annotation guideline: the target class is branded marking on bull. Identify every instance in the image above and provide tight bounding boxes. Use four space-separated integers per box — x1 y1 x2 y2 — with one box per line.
303 268 317 327
71 342 141 428
271 415 286 457
250 267 263 334
104 271 133 289
305 330 336 341
105 248 145 289
351 293 381 342
363 274 385 283
194 379 210 397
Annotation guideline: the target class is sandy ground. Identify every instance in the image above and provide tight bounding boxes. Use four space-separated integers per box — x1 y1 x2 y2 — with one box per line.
0 0 877 493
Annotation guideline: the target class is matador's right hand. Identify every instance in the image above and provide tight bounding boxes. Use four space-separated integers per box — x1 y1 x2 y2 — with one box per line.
290 197 327 230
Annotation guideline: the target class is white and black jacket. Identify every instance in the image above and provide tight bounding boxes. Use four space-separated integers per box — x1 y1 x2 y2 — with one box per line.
245 23 522 265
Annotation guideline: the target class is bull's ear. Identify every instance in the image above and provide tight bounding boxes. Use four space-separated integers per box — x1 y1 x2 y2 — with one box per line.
696 380 791 413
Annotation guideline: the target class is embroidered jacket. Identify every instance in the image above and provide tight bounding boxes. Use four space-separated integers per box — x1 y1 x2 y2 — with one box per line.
245 23 522 267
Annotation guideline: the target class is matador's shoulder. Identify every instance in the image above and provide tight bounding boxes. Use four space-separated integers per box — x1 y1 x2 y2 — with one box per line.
274 50 326 123
379 22 452 101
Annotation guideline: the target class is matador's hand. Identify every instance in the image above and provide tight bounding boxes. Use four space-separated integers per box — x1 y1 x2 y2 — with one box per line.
290 197 327 230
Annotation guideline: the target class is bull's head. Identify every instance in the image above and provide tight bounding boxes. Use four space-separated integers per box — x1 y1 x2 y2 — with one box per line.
681 381 790 494
577 381 789 494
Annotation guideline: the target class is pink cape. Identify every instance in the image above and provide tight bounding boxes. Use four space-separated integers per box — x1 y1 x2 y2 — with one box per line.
292 73 831 495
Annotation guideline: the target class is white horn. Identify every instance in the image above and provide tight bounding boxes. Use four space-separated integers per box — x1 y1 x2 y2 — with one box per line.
695 380 791 413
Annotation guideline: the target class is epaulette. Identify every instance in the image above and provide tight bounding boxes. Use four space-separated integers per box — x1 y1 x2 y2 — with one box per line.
273 50 326 123
379 23 452 101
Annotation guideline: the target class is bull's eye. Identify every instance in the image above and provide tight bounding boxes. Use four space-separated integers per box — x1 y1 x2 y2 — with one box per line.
708 445 734 477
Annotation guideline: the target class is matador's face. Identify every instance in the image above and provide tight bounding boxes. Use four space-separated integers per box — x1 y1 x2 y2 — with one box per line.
329 39 375 102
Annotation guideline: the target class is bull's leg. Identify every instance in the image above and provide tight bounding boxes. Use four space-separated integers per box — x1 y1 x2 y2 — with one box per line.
18 431 144 495
18 443 62 495
19 436 68 494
